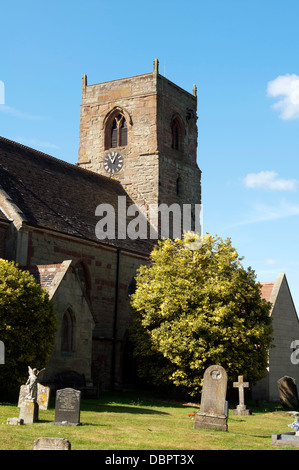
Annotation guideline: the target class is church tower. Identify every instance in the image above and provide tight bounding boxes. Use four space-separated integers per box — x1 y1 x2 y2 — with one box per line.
77 60 201 237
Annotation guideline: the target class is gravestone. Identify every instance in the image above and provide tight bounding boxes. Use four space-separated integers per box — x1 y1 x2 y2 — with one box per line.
18 383 50 410
19 399 39 424
194 365 228 431
33 437 71 450
233 375 251 415
53 388 81 425
18 366 47 423
277 376 299 408
272 432 299 448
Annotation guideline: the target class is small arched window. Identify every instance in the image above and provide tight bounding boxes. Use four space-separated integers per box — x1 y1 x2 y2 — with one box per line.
171 115 184 151
110 114 127 148
61 309 76 352
76 261 91 297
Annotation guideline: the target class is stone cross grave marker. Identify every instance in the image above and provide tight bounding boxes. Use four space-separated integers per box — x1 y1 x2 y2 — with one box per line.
52 388 81 426
277 376 299 408
194 364 228 431
233 375 251 415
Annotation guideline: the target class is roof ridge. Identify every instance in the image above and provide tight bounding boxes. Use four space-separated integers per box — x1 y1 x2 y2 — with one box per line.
0 135 120 186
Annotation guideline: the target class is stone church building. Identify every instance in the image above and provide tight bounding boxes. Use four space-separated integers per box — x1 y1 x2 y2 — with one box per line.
0 60 201 391
0 60 298 400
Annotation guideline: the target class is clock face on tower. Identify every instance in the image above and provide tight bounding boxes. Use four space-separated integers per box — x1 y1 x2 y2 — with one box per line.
103 151 124 175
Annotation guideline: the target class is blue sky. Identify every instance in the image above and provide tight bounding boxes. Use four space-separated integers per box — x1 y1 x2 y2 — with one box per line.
1 0 299 311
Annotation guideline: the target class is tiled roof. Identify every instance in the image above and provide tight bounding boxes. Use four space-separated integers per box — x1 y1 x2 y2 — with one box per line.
260 282 275 302
24 264 62 290
19 260 73 300
0 137 153 255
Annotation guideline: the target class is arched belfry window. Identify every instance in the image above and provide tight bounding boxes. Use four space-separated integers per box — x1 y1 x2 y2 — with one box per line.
61 309 76 353
104 108 131 150
109 114 127 148
171 115 184 151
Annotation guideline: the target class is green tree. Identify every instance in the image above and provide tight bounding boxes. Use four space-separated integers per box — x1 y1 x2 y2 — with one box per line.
0 259 57 394
130 233 273 397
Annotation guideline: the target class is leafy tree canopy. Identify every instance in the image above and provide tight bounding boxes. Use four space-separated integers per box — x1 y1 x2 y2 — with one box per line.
130 233 273 397
0 259 57 394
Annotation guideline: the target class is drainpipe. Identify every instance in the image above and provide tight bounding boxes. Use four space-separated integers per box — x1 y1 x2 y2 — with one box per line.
111 248 121 390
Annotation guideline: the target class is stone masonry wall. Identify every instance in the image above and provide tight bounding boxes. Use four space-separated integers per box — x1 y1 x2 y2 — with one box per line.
156 75 201 211
26 227 148 389
78 72 160 208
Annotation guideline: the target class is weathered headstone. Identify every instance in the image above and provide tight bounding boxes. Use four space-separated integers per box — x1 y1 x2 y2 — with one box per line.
233 375 251 415
37 384 50 410
53 388 81 425
194 365 228 431
277 376 299 408
272 432 299 448
18 366 47 423
18 383 50 410
19 399 39 424
33 437 71 450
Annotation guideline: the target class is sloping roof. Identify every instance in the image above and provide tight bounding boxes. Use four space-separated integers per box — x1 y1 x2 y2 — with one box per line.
25 264 62 290
0 207 11 222
260 282 275 303
260 274 298 317
0 137 153 255
20 260 72 300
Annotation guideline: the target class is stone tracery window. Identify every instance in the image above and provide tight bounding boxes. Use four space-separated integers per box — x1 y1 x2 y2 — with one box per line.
109 114 127 148
104 107 131 150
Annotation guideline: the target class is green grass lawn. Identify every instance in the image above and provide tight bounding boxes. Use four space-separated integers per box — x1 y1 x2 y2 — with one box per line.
0 391 297 450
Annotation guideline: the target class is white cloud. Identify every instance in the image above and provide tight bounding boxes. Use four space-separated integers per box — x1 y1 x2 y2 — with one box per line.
0 104 44 121
267 74 299 120
228 200 299 227
263 258 276 266
244 171 297 191
14 137 60 151
250 200 299 222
